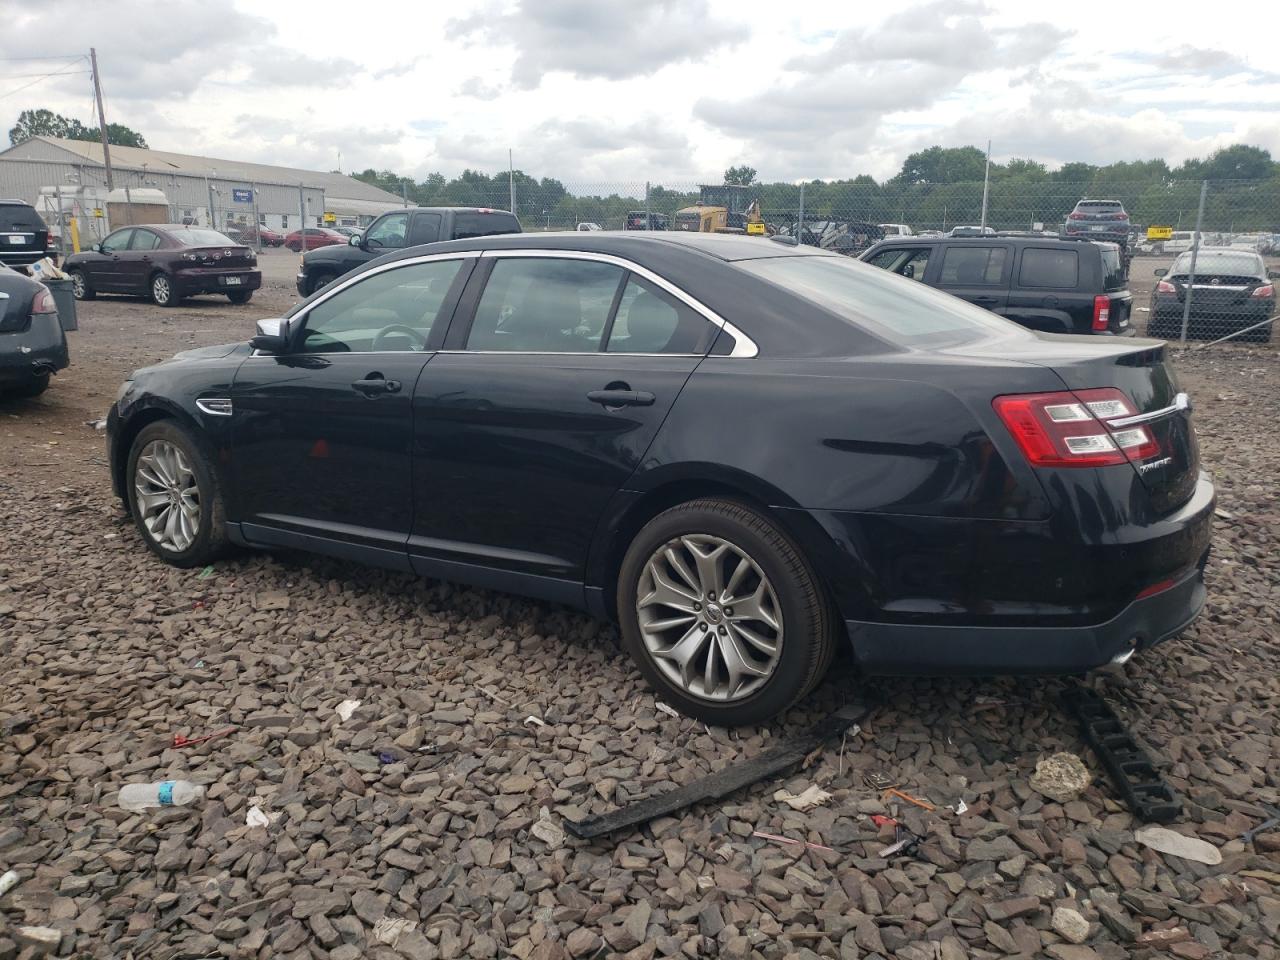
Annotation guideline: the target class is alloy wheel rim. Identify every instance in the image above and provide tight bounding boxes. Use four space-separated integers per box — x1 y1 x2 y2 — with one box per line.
154 276 169 302
637 534 784 702
72 273 85 297
134 439 200 552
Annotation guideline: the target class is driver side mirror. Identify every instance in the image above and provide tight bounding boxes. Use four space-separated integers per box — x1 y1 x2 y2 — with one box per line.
349 234 362 247
1153 268 1167 277
250 318 291 353
91 243 102 253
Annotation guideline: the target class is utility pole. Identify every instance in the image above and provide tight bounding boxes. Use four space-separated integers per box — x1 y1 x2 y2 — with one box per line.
1179 180 1209 344
508 149 516 214
401 178 408 208
90 48 115 191
979 139 991 231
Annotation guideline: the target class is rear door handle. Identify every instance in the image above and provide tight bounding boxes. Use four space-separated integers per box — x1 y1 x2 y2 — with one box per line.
587 389 655 407
353 376 401 396
970 296 999 305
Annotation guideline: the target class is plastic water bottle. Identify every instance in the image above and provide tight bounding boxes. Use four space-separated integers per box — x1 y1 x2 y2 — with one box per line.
118 780 205 811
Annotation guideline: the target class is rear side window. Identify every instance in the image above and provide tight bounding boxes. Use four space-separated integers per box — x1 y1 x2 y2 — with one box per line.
606 276 709 354
939 246 1007 285
454 212 519 240
1018 248 1078 288
1099 247 1126 291
408 213 442 245
737 255 1019 348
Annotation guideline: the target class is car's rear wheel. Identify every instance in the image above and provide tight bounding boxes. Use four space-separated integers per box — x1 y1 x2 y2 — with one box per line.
227 290 253 305
126 420 227 567
69 268 95 301
617 498 835 725
4 374 50 398
150 272 177 307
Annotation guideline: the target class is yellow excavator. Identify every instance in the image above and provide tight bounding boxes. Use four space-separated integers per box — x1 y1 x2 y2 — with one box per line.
674 199 769 235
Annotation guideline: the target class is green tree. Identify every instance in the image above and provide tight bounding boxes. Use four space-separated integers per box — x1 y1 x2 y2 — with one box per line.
8 107 147 148
892 146 987 185
723 165 757 186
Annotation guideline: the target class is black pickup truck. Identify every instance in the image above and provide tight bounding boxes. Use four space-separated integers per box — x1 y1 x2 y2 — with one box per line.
860 235 1134 337
296 207 521 296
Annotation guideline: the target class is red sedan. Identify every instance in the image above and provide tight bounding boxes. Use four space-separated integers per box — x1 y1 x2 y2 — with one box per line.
285 228 347 252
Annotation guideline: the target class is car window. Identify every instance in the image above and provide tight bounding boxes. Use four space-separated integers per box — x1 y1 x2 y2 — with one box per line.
365 214 409 249
130 230 162 252
1018 248 1078 288
408 213 442 245
866 247 930 282
1099 247 1126 292
297 259 465 354
454 212 519 240
467 257 624 352
736 255 1017 348
101 229 134 253
939 246 1007 285
606 276 710 354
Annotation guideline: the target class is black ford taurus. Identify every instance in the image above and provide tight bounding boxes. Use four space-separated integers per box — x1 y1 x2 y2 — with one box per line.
106 233 1214 725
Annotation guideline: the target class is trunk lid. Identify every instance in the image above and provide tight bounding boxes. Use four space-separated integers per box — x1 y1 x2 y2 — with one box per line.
182 245 255 267
957 335 1199 512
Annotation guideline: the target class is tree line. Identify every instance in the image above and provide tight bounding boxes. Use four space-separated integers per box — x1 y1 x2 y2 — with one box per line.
8 108 148 149
354 144 1280 232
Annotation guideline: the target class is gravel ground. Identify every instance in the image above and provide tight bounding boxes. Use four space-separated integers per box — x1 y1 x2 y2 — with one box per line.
1 278 1278 959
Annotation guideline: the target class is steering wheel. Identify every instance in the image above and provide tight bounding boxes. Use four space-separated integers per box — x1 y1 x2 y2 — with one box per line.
370 324 427 352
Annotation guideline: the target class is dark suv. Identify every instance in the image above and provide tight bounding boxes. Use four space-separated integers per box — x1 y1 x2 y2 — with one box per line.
860 235 1134 336
1064 199 1130 249
296 207 521 296
0 199 52 269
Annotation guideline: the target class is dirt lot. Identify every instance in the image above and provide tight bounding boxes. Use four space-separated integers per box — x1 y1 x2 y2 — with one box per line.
1 268 1278 960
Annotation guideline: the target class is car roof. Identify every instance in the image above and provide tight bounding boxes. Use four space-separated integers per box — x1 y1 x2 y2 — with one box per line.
387 230 832 263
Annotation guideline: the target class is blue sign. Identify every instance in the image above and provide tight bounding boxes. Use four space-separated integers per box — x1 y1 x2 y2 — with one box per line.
232 188 253 203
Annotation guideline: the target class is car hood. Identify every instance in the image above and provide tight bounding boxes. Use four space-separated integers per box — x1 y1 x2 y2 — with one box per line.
132 340 251 378
303 244 348 264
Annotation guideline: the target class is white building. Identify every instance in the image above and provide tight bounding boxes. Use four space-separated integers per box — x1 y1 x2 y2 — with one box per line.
0 136 406 237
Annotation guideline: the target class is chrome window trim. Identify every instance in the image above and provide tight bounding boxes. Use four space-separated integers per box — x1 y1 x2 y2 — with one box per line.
477 248 759 358
1105 392 1189 428
248 252 475 358
437 350 704 358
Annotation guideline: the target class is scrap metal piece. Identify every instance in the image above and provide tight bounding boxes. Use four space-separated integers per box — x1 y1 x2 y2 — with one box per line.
1240 804 1280 845
1060 686 1181 823
565 700 874 841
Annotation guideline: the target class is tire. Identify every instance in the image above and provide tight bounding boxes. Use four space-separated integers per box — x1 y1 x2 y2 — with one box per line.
617 498 835 726
227 290 253 305
126 420 228 568
287 242 300 253
69 268 95 301
307 271 337 296
150 272 177 307
4 374 50 398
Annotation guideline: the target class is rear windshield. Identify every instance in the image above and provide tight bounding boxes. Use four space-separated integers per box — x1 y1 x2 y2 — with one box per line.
1099 246 1127 291
1171 251 1262 277
169 228 235 247
1076 201 1123 211
454 212 519 240
738 254 1019 348
0 204 45 232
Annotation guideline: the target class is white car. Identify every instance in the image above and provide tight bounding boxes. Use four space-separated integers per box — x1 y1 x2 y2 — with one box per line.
576 222 602 232
1161 231 1200 255
878 223 913 237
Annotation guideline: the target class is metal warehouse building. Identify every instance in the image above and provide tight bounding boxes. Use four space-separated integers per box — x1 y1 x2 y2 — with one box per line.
0 136 405 243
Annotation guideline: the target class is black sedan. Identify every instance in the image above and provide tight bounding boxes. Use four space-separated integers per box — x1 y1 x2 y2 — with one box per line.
64 224 261 307
105 232 1214 724
0 265 68 397
1148 248 1276 342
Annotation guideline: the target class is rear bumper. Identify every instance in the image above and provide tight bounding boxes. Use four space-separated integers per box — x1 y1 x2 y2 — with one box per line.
1154 302 1274 324
845 555 1207 674
173 269 262 296
0 314 69 383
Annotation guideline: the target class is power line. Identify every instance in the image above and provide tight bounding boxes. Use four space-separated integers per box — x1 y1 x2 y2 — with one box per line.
0 54 84 61
0 57 90 102
0 70 91 80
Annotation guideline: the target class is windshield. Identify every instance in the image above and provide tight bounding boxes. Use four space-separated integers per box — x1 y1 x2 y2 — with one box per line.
171 228 236 247
738 254 1021 348
1171 251 1262 278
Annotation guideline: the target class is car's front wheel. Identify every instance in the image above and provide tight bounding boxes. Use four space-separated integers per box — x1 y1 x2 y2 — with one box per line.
618 498 835 725
307 271 337 296
126 420 227 567
69 268 95 300
150 273 177 307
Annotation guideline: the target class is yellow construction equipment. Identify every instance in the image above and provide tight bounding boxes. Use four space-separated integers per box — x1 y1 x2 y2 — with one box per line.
675 203 728 232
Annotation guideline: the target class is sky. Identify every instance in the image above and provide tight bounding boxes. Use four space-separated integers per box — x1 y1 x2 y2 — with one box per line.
1 0 1276 186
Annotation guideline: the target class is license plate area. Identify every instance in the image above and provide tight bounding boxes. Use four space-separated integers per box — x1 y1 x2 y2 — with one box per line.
224 276 242 286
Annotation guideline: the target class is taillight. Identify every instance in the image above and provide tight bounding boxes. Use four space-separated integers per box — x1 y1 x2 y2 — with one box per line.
32 287 57 314
1156 280 1177 294
1116 212 1129 220
1251 284 1274 298
1092 295 1111 331
993 388 1159 468
1068 212 1085 220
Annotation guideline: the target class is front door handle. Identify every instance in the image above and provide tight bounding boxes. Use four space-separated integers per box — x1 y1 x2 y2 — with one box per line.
587 389 655 408
353 376 401 397
970 296 999 305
